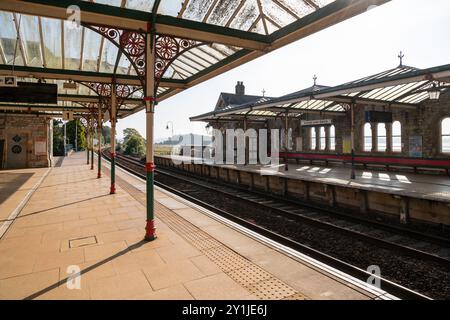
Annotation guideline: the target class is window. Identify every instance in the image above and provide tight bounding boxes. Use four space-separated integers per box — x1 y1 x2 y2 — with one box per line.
319 127 326 150
377 123 386 152
442 118 450 153
392 121 402 152
364 123 372 152
329 125 336 151
310 127 316 150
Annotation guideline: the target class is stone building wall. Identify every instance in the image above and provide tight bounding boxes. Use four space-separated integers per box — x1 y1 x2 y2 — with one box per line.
0 114 53 169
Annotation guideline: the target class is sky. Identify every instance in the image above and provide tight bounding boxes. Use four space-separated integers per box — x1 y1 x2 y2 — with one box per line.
114 0 450 141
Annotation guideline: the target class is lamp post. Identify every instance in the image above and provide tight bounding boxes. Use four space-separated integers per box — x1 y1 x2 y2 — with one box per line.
64 121 67 157
166 121 174 142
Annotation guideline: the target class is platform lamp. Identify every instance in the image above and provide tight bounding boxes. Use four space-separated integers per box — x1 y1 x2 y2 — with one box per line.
428 82 441 100
166 121 174 143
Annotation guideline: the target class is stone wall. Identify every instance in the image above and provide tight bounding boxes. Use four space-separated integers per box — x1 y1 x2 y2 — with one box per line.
0 114 53 169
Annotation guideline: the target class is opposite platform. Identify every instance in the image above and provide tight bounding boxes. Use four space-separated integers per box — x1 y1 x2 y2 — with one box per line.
0 152 381 300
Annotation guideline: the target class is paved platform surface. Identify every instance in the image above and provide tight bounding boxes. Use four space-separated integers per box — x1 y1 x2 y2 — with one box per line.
0 153 377 300
0 167 49 224
163 156 450 203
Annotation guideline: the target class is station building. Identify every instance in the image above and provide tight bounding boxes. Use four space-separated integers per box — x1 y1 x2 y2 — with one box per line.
0 114 53 169
192 63 450 170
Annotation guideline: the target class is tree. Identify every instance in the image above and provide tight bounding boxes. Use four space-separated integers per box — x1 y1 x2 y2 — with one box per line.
52 119 64 156
122 128 146 157
66 120 86 151
102 125 111 145
123 128 141 144
124 135 146 157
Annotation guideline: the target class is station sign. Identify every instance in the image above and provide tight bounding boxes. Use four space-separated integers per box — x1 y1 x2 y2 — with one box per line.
365 111 393 123
63 111 74 121
301 119 333 127
0 76 17 87
0 82 57 103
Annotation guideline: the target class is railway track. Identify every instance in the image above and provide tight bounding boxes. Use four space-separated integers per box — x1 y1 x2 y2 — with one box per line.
102 151 450 299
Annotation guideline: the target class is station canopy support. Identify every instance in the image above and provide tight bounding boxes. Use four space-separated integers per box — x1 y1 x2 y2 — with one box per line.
0 0 392 241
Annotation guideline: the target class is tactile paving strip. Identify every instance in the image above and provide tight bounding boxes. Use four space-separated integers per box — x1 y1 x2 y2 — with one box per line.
107 167 308 300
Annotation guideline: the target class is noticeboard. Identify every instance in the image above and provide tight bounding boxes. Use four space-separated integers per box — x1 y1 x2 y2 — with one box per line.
409 136 423 158
35 138 47 156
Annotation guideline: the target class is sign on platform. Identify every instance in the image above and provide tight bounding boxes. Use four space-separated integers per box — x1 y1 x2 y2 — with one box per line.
63 111 74 121
301 119 332 127
0 76 17 87
409 136 423 158
34 138 47 156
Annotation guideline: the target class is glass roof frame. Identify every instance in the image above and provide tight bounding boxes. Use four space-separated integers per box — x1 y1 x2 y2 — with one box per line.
191 63 450 122
0 0 391 118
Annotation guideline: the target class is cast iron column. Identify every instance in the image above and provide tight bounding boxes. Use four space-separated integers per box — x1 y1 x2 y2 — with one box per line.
97 106 102 179
351 103 356 180
284 112 289 171
86 117 90 165
144 30 156 241
90 117 94 170
110 85 117 194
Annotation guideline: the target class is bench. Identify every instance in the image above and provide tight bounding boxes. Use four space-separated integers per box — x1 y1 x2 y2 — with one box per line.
279 152 450 175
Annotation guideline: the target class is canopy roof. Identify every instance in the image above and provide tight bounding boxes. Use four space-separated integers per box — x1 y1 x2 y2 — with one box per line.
0 0 389 118
190 63 450 122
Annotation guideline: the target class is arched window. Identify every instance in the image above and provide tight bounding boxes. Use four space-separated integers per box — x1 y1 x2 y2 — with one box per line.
329 125 336 151
392 121 402 152
319 127 326 150
377 123 386 152
364 123 372 152
442 118 450 153
310 127 316 150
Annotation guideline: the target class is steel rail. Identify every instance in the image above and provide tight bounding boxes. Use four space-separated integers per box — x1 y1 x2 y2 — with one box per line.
101 151 434 300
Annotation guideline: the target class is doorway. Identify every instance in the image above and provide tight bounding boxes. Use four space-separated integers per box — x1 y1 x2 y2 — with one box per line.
7 134 28 169
0 140 4 169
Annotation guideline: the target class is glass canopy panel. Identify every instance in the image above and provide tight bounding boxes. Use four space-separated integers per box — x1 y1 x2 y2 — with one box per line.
95 0 123 7
83 0 334 35
82 28 102 72
99 39 119 73
126 0 155 11
0 11 24 65
229 0 260 32
63 20 83 70
41 17 62 69
264 19 279 34
197 45 227 61
206 0 242 26
116 55 133 75
157 1 183 16
19 14 43 67
180 0 211 21
261 0 296 29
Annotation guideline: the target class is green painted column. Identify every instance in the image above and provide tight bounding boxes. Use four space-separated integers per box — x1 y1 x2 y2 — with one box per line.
144 31 156 242
110 83 117 194
86 121 90 165
90 122 94 170
97 123 102 178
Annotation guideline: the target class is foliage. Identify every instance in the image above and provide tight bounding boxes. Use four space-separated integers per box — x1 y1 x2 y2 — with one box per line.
52 119 64 156
123 128 141 143
102 125 111 145
122 128 146 157
66 120 86 151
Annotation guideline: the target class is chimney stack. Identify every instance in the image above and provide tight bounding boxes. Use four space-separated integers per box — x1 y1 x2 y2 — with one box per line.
235 81 245 95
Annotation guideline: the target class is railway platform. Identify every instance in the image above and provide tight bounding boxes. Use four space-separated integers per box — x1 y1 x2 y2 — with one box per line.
0 152 387 300
155 155 450 230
